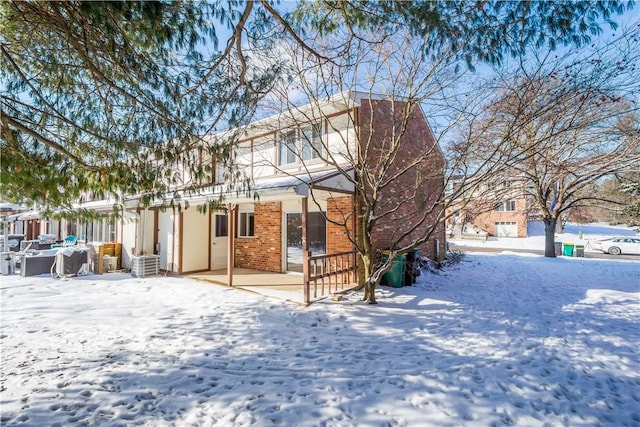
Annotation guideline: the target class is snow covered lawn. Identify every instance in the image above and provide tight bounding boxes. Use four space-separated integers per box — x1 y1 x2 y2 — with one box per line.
449 221 640 253
1 253 639 426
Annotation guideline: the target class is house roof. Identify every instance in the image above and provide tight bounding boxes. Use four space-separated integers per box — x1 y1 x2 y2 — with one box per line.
204 91 393 144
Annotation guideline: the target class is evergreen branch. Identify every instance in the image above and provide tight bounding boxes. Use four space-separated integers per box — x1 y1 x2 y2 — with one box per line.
1 111 99 171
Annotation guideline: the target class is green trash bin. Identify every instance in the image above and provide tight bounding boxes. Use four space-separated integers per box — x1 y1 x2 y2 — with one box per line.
575 245 585 257
563 242 575 257
381 252 406 288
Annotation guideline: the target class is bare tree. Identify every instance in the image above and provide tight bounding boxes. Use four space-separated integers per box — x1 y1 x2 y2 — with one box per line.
467 29 640 256
252 28 484 303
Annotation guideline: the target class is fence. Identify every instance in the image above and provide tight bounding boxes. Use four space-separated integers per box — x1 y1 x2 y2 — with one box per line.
304 250 358 303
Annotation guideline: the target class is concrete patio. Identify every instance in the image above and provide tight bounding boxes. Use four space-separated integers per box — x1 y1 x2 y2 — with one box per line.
186 268 358 305
186 268 308 304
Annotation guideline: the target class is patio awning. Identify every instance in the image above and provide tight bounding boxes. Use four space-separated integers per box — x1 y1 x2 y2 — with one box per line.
64 168 355 213
16 210 41 221
0 202 28 213
248 168 355 200
72 199 121 211
169 168 355 207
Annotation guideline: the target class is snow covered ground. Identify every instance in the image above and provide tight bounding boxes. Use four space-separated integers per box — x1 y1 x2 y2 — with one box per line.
1 250 639 426
449 221 640 252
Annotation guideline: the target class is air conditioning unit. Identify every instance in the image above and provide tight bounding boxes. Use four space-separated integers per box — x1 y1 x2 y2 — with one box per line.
131 255 160 278
56 249 89 277
102 255 118 272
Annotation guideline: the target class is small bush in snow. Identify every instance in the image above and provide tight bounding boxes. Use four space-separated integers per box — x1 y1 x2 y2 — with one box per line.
418 250 464 275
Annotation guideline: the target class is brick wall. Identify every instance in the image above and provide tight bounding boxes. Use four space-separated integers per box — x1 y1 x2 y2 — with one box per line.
235 202 283 272
358 98 446 261
472 196 528 237
326 195 354 253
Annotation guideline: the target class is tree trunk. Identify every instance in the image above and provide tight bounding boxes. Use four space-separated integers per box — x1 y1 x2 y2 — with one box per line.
363 279 377 304
360 255 377 304
543 217 557 257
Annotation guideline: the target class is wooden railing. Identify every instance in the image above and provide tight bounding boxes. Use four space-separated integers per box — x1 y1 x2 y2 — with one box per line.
304 250 358 303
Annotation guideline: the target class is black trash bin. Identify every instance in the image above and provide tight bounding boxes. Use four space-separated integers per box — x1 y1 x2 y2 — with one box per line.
404 249 421 285
554 242 562 256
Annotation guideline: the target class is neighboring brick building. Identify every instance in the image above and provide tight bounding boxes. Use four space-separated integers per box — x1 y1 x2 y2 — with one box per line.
471 196 528 238
446 175 530 238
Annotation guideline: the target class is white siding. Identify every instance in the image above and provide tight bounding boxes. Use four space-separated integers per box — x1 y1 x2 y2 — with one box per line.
181 207 210 272
121 216 137 269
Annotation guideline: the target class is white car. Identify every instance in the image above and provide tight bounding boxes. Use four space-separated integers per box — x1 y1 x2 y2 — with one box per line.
592 237 640 255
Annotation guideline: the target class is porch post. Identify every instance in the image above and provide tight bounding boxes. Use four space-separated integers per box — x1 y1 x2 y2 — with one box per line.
226 203 237 287
352 193 358 284
141 207 148 255
302 197 310 303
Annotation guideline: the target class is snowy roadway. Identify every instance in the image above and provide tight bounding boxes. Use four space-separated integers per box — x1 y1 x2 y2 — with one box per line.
1 252 639 426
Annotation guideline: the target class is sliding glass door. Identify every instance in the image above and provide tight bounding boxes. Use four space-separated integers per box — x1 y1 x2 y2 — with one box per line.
285 212 326 273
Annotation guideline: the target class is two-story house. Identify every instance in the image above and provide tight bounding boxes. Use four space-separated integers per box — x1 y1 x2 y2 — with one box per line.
446 174 531 238
24 92 446 301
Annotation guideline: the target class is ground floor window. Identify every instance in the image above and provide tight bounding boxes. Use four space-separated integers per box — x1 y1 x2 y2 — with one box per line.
67 222 77 237
80 221 91 242
238 212 254 237
215 214 228 237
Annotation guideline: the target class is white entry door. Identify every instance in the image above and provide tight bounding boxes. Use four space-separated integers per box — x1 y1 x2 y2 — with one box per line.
210 213 228 270
495 221 517 237
157 210 174 271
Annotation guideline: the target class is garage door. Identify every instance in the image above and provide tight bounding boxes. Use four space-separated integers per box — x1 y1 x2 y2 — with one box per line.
495 221 517 237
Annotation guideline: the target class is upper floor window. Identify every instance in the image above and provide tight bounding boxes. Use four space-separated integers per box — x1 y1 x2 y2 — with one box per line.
278 123 324 166
445 181 454 193
301 124 322 161
487 180 514 191
214 159 226 184
495 200 516 212
278 130 297 166
213 149 233 185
